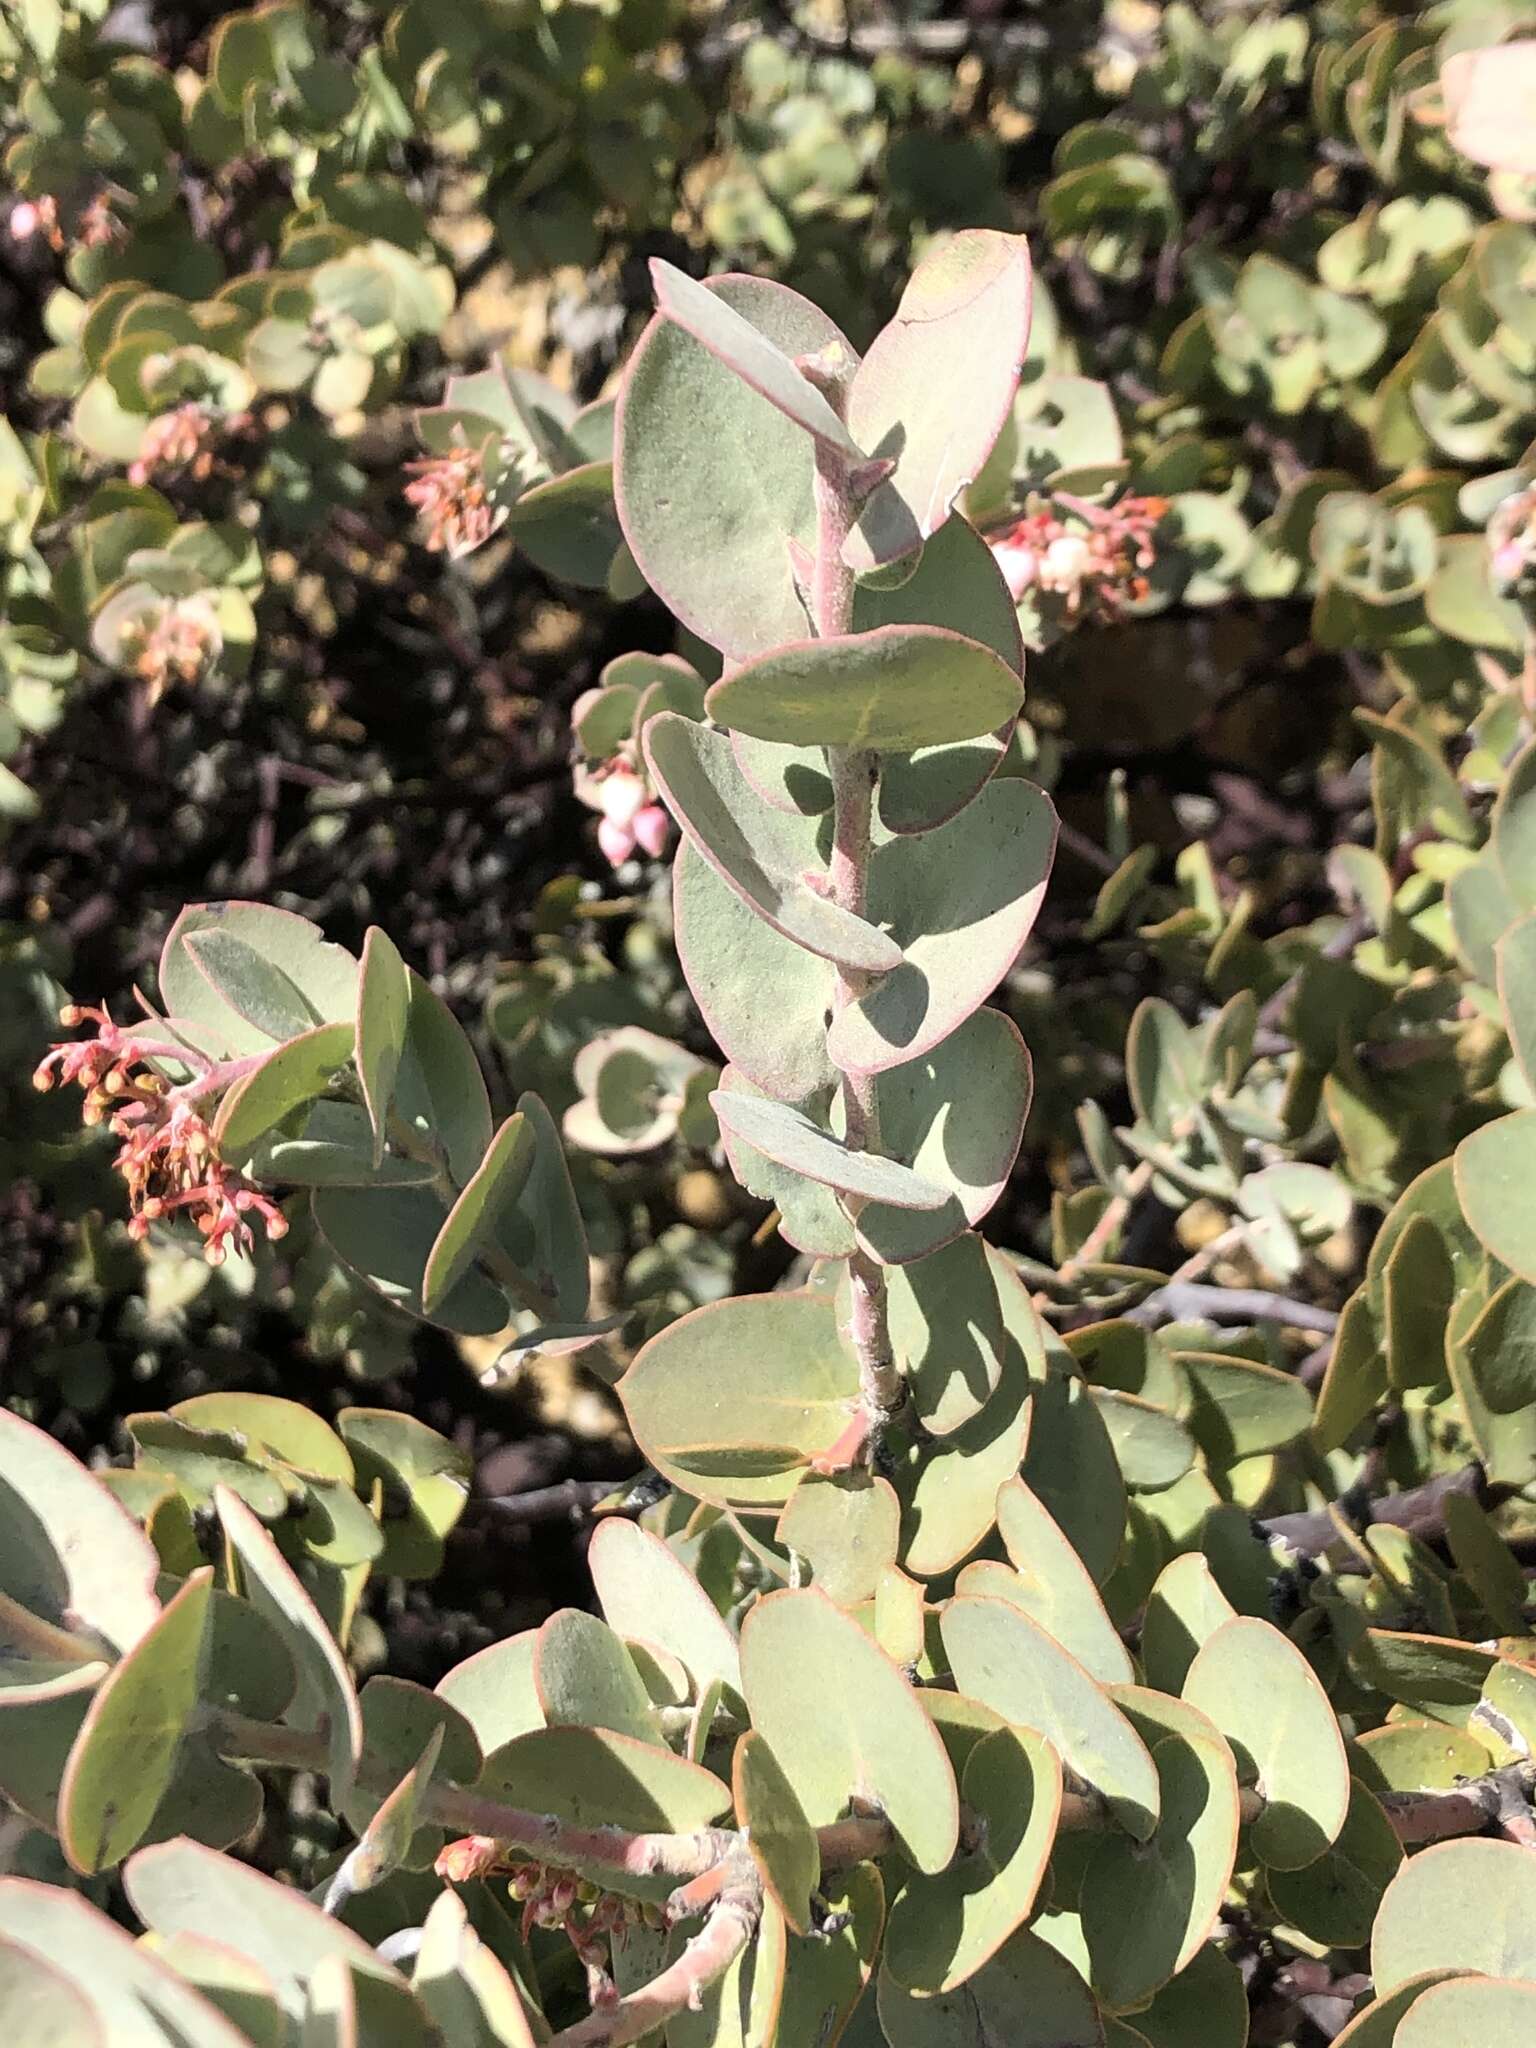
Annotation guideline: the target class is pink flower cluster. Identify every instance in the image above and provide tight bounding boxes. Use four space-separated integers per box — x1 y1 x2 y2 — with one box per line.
117 594 222 703
588 761 670 868
34 1005 288 1266
990 494 1169 621
129 402 221 488
403 435 507 558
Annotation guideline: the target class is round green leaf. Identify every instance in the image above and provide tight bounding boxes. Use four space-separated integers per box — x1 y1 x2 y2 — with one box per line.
675 840 837 1102
212 1021 354 1160
645 714 902 973
777 1473 901 1609
740 1588 959 1874
707 626 1023 751
58 1567 213 1874
534 1609 663 1746
735 1728 820 1934
898 1335 1034 1577
1267 1777 1402 1950
1078 1725 1241 2011
846 231 1032 573
710 1091 950 1210
876 1928 1102 2048
615 277 852 658
1182 1616 1349 1871
434 1631 544 1755
1456 1112 1536 1283
884 1725 1063 1994
1177 1351 1315 1462
0 1408 160 1656
882 1233 1006 1434
828 780 1058 1075
621 1290 860 1513
941 1595 1160 1840
588 1519 742 1699
960 1476 1132 1683
158 904 357 1061
215 1486 363 1803
1396 1976 1536 2048
1373 1837 1536 1991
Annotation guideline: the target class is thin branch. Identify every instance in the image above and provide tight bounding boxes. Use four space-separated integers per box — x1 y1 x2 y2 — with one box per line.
1057 1160 1155 1285
1128 1281 1340 1336
546 1887 759 2048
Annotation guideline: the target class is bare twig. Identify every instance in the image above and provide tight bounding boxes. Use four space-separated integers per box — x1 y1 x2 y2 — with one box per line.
547 1884 760 2048
1128 1281 1340 1336
1056 1160 1156 1285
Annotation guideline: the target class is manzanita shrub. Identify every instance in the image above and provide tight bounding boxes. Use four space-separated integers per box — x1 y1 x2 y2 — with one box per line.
11 219 1536 2048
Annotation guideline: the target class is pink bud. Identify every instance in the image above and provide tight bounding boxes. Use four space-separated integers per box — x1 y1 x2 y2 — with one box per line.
10 202 39 242
598 766 646 829
633 804 670 858
598 816 636 866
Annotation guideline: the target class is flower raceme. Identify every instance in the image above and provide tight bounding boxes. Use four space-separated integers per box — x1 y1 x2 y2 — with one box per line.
403 434 509 558
33 1004 287 1265
989 491 1169 621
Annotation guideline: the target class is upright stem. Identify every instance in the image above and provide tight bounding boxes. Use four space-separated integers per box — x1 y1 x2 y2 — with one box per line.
811 429 903 1438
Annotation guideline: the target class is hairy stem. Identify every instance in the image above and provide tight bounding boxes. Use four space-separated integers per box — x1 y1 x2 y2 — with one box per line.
812 426 903 1436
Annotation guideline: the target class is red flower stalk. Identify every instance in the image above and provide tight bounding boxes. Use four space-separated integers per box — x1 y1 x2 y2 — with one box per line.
34 1004 287 1265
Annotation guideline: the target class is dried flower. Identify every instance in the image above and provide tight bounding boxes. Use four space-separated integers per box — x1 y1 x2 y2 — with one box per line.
404 433 508 558
34 1004 287 1265
77 190 127 250
990 493 1169 624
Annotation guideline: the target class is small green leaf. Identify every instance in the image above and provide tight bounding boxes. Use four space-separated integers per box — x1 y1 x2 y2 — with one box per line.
646 714 903 974
588 1520 742 1699
355 927 410 1168
942 1595 1160 1839
884 1726 1063 1994
213 1021 354 1160
421 1113 535 1314
706 626 1022 751
958 1476 1132 1683
741 1588 959 1874
1182 1616 1349 1870
1266 1778 1402 1950
621 1290 860 1512
710 1091 950 1210
58 1568 212 1874
216 1487 363 1804
777 1473 901 1608
1456 1112 1536 1282
649 258 860 456
534 1610 663 1746
734 1728 820 1935
1372 1837 1536 1991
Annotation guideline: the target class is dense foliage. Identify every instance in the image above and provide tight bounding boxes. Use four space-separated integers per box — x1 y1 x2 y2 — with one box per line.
7 3 1536 2045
